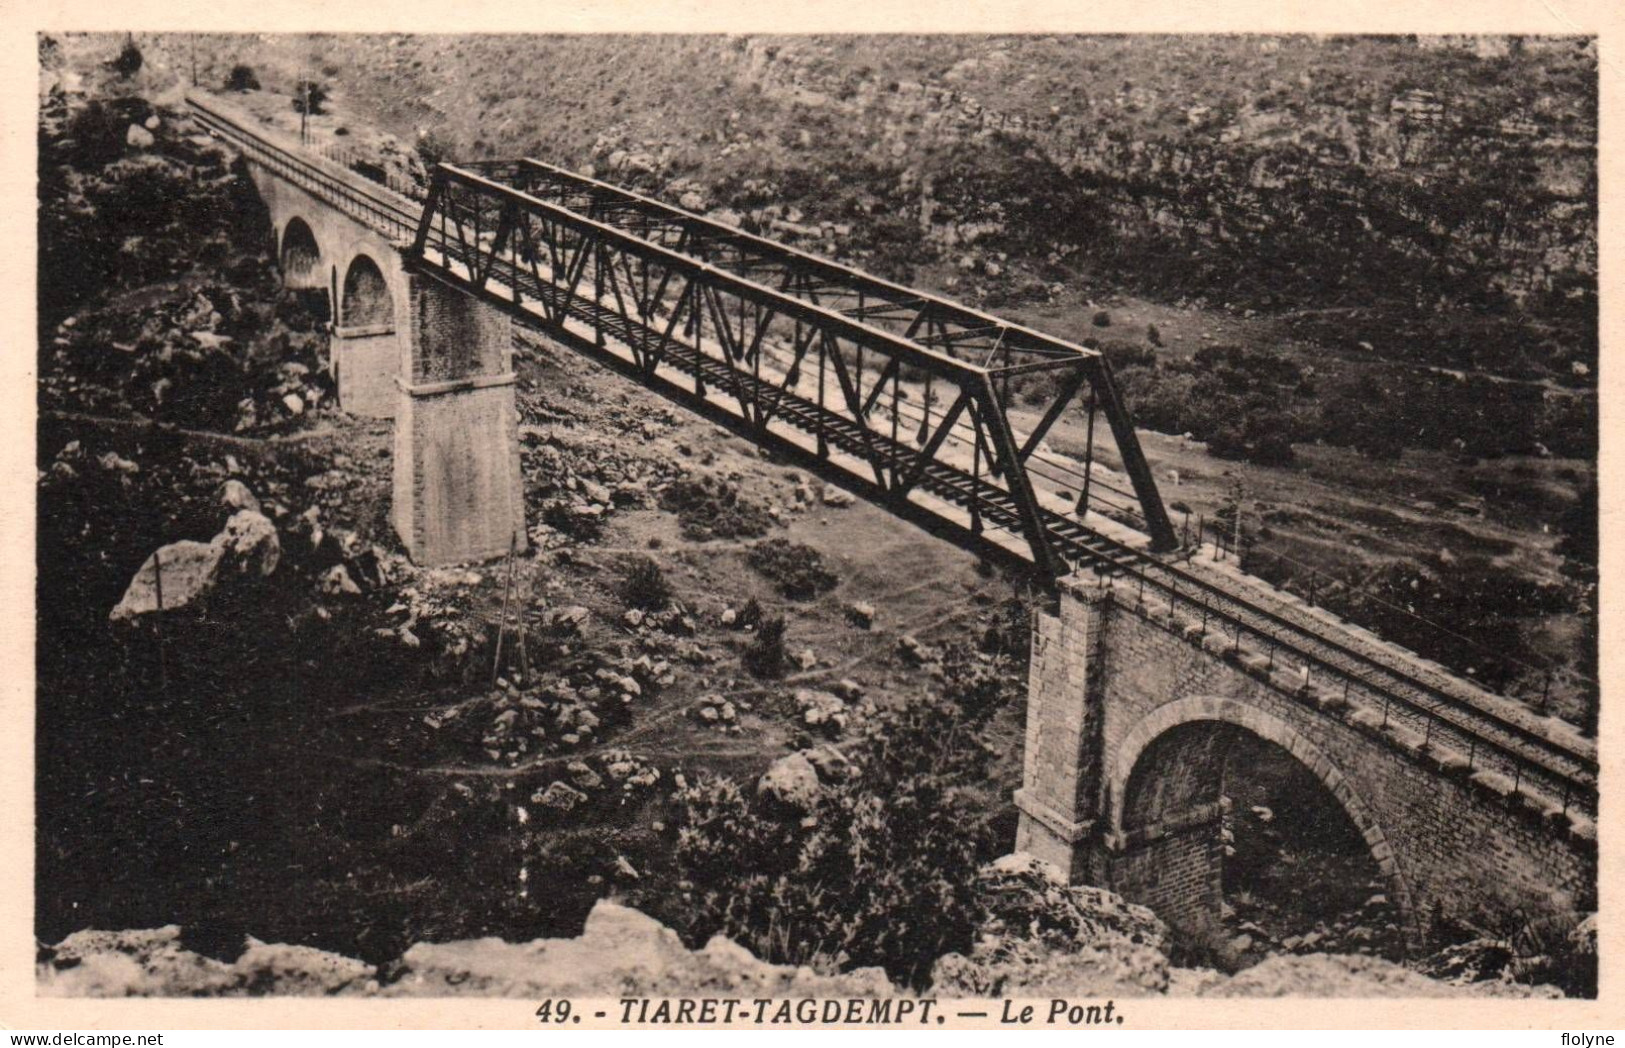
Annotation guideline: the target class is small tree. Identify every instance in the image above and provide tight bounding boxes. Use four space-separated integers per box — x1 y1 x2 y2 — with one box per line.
620 557 672 611
63 100 126 170
742 615 787 678
224 65 261 92
292 80 328 115
109 39 143 79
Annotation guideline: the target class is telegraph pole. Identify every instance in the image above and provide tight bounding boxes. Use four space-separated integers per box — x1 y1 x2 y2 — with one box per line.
1232 476 1245 555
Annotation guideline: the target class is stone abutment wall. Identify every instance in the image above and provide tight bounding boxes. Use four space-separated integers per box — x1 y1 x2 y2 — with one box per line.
1015 577 1596 946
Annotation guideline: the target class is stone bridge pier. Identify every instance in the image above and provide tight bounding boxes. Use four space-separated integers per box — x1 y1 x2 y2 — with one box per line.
390 269 527 565
1014 578 1596 949
246 161 525 566
250 166 406 420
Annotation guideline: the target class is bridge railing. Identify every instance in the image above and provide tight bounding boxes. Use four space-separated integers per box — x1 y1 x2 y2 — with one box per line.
184 92 421 243
1102 553 1598 821
412 161 1182 577
185 95 1596 822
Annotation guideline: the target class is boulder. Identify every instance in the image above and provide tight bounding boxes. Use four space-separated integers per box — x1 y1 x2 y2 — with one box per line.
125 124 155 149
38 925 234 997
319 564 362 596
38 904 896 998
566 761 603 791
383 901 893 997
216 478 261 515
821 487 855 508
218 509 281 576
1200 953 1561 998
929 854 1171 997
546 606 590 633
111 510 280 619
793 689 847 732
110 539 226 621
830 678 865 701
233 939 375 996
98 451 139 474
756 752 822 812
846 601 876 629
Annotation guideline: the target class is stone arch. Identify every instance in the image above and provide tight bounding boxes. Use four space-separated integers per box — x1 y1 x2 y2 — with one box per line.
1109 696 1415 930
340 254 394 329
279 217 323 287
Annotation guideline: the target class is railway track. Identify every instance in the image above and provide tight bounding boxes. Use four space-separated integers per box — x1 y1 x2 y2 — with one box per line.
188 92 1599 820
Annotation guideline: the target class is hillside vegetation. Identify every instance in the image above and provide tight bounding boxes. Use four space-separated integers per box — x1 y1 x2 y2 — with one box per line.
34 35 1596 997
149 33 1595 382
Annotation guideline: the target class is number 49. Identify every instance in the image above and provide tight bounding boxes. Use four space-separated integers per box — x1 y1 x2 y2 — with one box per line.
536 999 573 1023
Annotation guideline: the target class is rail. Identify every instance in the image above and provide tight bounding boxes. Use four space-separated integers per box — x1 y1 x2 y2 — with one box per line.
186 93 1598 821
185 92 421 243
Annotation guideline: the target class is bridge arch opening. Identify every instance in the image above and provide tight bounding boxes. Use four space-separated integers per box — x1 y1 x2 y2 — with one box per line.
340 254 393 329
1111 701 1412 969
279 217 323 286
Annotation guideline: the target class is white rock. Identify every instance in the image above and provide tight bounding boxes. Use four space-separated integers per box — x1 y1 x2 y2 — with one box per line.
757 752 822 812
216 479 260 515
319 564 362 596
109 540 225 621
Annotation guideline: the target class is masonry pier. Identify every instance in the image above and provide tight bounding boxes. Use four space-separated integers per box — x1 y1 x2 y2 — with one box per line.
391 269 528 565
1015 579 1596 948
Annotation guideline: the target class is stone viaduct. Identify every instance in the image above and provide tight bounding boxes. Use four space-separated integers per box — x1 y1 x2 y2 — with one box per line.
1015 577 1596 946
201 93 1597 954
244 156 526 566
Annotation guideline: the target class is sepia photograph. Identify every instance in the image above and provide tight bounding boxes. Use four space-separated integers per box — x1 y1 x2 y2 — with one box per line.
17 11 1611 1023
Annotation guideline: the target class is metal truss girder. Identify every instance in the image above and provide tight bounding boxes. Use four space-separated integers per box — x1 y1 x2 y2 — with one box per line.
413 160 1181 570
504 159 1089 365
432 165 1011 386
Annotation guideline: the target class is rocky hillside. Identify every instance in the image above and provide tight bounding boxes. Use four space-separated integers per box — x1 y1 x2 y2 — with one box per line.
34 35 1596 1003
39 855 1562 999
143 32 1596 383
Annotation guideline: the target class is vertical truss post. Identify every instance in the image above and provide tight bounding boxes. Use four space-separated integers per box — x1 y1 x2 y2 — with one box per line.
976 375 1061 578
1084 356 1178 551
816 323 827 458
1075 387 1096 517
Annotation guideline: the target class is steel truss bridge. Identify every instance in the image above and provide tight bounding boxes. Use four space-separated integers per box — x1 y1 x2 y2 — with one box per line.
418 158 1180 577
187 93 1598 821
